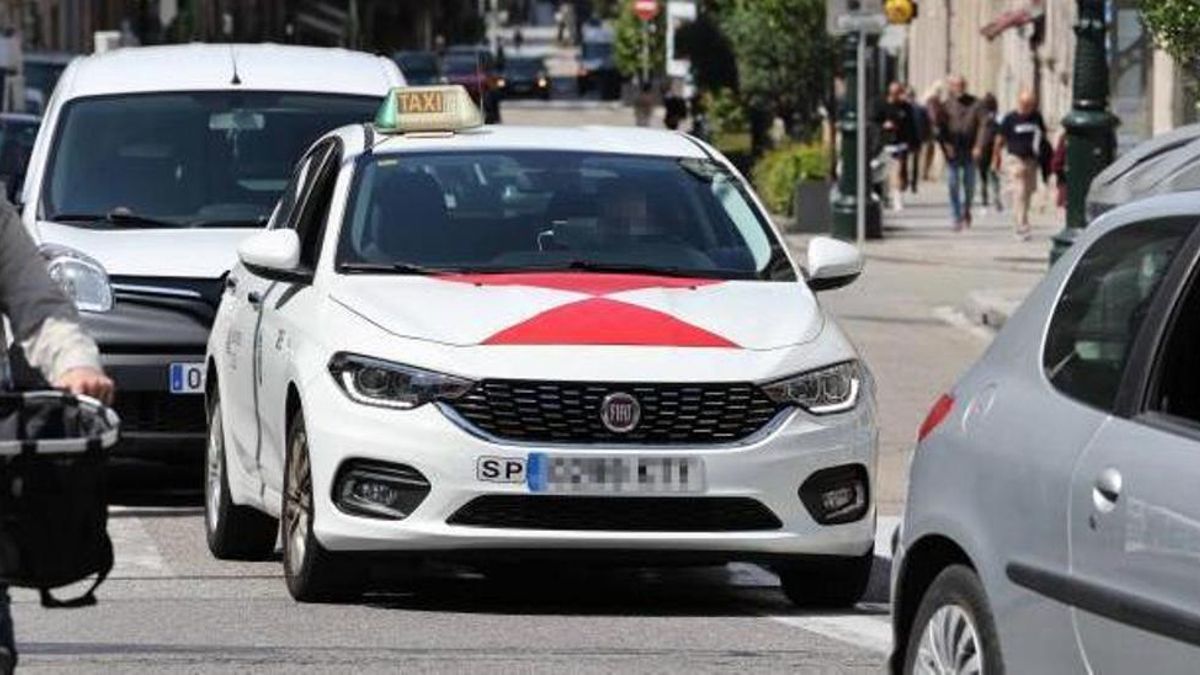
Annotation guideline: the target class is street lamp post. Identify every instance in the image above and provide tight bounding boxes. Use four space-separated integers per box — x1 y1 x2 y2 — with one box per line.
831 32 860 243
1052 0 1118 262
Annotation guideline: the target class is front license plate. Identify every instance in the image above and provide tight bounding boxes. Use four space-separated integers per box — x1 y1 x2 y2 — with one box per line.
168 362 205 394
527 453 705 495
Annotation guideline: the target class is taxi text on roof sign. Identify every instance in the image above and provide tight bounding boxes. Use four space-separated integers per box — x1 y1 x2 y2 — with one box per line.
375 85 484 134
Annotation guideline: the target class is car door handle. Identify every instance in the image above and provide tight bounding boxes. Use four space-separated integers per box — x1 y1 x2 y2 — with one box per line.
1093 467 1123 511
247 291 263 308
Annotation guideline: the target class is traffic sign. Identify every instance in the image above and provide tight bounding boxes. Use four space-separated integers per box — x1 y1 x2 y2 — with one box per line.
634 0 659 22
834 12 888 35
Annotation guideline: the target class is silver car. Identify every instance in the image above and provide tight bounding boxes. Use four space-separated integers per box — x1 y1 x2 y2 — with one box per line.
891 192 1200 673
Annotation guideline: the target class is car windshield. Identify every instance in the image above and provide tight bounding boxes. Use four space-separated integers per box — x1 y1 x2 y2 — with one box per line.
43 91 381 228
443 55 481 75
506 59 543 75
396 53 438 76
337 151 795 281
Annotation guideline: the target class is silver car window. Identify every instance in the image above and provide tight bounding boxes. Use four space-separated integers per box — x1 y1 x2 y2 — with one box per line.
1151 267 1200 426
1044 218 1194 411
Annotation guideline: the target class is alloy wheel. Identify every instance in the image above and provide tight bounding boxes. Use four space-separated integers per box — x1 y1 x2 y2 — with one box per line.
913 604 984 675
283 427 313 577
205 408 224 535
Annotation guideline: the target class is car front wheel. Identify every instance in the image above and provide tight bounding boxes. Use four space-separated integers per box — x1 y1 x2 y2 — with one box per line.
282 409 363 603
904 565 1004 675
778 550 873 608
205 393 278 560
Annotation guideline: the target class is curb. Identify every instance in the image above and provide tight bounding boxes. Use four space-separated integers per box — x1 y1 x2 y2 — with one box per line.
962 289 1027 330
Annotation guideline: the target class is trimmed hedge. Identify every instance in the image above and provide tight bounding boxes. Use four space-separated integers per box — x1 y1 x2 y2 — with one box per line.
751 142 828 215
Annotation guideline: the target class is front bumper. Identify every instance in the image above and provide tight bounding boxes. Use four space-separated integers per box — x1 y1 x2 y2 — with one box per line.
305 373 878 560
82 295 212 465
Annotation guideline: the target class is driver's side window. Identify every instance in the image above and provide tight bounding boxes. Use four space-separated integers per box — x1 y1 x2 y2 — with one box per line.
1043 219 1193 411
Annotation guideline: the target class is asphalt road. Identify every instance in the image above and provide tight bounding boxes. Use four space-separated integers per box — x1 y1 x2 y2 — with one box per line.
9 108 1046 673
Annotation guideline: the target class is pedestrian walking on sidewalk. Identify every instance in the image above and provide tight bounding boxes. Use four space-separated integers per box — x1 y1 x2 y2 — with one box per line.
874 82 918 211
993 90 1047 241
907 85 928 194
977 93 1003 214
939 76 987 231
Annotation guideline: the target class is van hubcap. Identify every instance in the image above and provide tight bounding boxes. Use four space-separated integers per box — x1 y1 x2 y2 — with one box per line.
283 429 312 576
914 605 983 675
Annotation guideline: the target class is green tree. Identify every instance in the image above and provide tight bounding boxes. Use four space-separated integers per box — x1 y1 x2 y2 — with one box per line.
719 0 832 137
1140 0 1200 72
614 4 666 81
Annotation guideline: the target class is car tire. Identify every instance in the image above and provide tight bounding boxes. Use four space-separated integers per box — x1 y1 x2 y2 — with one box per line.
282 409 364 603
903 565 1004 675
204 394 278 560
778 551 873 608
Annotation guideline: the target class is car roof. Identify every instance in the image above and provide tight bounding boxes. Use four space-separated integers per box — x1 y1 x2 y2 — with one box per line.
365 125 709 159
1087 123 1200 209
57 43 401 99
1087 190 1200 243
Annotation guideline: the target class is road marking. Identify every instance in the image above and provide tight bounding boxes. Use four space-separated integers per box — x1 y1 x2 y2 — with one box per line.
108 508 172 578
755 515 901 654
769 612 892 654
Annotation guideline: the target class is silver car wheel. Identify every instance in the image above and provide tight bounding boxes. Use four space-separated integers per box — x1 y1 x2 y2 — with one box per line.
913 604 984 675
283 429 312 576
205 407 224 534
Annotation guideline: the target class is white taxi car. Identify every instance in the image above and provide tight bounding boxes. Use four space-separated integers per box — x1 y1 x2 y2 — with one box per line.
205 86 878 604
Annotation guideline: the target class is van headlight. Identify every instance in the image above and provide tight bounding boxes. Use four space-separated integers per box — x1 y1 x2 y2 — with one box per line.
40 244 114 313
761 361 862 414
328 353 475 410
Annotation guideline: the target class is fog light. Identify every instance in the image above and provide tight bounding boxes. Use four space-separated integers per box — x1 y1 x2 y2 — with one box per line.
334 460 430 520
799 464 869 525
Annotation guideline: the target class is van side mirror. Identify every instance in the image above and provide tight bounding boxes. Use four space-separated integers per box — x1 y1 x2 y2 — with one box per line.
806 236 863 291
238 229 311 284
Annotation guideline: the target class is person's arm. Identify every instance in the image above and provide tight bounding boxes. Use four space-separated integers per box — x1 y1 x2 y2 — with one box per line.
0 201 113 402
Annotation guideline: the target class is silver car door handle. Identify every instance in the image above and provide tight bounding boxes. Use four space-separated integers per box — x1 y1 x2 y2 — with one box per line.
247 291 263 308
1094 467 1123 505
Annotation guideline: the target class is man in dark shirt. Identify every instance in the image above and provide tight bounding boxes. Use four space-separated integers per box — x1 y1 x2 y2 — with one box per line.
993 89 1047 240
940 75 987 230
875 82 918 210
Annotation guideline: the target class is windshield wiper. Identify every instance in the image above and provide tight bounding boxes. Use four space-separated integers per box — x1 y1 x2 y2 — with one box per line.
534 260 746 279
49 210 182 229
338 261 442 276
188 216 269 229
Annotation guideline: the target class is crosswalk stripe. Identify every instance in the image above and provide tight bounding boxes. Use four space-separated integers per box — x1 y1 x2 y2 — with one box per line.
107 509 172 578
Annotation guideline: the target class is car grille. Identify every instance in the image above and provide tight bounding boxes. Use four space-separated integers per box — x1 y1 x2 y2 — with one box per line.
447 496 782 532
445 380 786 445
114 392 206 434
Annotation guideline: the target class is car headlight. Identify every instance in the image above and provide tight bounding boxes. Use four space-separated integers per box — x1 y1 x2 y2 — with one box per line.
761 361 862 414
328 353 475 410
39 244 113 313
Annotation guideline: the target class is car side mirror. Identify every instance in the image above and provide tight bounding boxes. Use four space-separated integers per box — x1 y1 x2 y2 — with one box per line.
238 229 311 284
806 236 863 292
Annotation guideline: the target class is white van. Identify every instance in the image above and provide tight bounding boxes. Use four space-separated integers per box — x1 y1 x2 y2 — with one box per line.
19 44 402 480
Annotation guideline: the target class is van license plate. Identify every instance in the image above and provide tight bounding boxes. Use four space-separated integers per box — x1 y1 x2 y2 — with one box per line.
169 362 205 394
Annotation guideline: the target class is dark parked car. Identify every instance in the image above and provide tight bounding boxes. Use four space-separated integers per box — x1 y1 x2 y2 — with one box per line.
500 56 550 100
0 113 38 202
393 50 443 86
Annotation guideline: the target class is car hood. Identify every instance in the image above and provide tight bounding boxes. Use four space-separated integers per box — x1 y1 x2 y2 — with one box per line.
330 272 823 350
33 221 255 279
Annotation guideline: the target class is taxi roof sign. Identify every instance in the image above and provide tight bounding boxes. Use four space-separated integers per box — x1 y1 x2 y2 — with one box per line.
375 85 483 134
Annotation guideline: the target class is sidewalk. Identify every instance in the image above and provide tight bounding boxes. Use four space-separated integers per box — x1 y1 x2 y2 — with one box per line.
856 180 1057 328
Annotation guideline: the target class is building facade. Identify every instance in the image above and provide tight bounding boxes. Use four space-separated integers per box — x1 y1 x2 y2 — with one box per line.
903 0 1197 146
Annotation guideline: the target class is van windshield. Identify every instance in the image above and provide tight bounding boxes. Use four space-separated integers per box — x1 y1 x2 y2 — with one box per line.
42 91 381 228
337 151 795 281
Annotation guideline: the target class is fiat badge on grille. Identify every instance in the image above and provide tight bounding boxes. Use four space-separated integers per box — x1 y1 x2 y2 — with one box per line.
600 392 641 433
